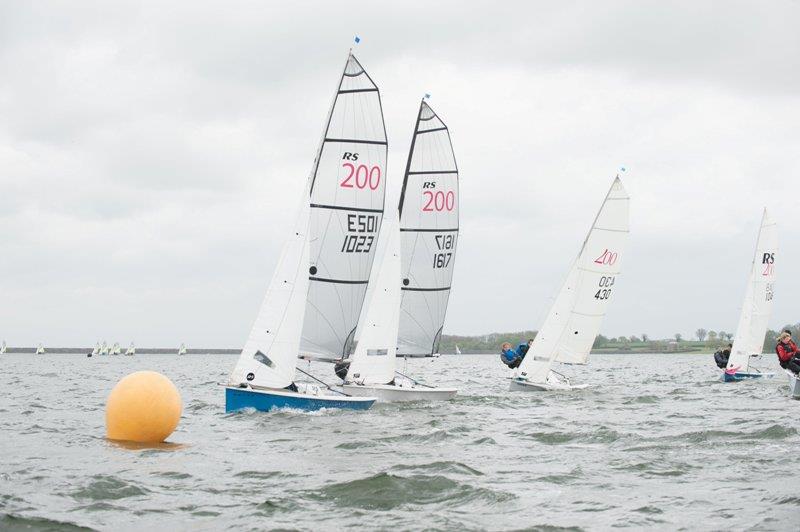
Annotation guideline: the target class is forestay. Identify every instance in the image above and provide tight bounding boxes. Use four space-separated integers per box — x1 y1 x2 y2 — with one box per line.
516 177 630 383
301 53 388 360
727 209 777 373
228 199 311 389
396 100 459 356
346 216 402 385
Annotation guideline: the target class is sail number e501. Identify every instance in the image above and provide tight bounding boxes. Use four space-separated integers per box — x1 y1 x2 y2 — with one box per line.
341 214 378 253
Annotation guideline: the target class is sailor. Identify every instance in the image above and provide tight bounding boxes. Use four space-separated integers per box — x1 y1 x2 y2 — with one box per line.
518 338 534 358
776 330 800 374
500 342 525 369
713 343 732 369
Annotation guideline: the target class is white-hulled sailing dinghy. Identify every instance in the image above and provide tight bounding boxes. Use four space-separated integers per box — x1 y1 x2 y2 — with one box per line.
339 99 458 402
0 341 7 355
510 176 630 392
125 342 135 356
35 344 45 355
177 343 187 356
722 209 777 382
787 371 800 399
225 52 386 412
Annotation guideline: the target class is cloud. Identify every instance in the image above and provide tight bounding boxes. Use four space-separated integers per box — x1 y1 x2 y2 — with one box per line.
1 1 799 346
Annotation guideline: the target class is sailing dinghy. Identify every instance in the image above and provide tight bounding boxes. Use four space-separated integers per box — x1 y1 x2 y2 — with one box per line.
35 344 45 355
510 176 630 392
787 372 800 399
177 343 187 356
0 341 6 355
125 342 135 356
341 99 458 402
722 209 776 382
225 52 386 412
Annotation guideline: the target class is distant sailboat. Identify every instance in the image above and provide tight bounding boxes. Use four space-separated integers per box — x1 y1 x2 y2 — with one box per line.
340 99 458 402
0 341 6 355
99 341 109 356
177 343 187 356
722 209 776 382
125 342 136 356
89 342 100 357
510 176 630 391
35 344 45 355
225 52 386 412
455 345 461 355
111 342 121 355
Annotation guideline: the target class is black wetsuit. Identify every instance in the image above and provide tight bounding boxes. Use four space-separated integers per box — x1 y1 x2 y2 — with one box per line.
713 349 730 369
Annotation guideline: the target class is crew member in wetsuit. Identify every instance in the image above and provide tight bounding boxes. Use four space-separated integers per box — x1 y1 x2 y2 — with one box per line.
776 330 800 374
334 359 351 380
501 342 526 369
713 343 732 369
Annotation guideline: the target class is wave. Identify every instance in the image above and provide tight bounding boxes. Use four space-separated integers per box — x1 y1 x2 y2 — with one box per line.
306 472 513 510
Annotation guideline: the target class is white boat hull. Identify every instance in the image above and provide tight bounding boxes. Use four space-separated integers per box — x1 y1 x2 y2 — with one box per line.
342 383 457 402
508 375 588 392
786 371 800 399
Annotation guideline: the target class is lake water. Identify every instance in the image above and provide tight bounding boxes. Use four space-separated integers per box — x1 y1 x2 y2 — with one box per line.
0 353 797 531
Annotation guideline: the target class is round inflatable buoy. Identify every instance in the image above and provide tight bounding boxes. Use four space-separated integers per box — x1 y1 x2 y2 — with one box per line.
106 371 182 443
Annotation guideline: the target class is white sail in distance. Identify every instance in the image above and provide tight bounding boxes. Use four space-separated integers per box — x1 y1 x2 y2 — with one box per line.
300 53 388 360
727 209 777 373
346 216 402 385
396 100 459 357
228 199 311 389
516 177 630 383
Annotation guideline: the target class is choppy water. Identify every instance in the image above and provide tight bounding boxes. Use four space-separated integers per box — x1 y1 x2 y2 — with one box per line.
0 353 798 531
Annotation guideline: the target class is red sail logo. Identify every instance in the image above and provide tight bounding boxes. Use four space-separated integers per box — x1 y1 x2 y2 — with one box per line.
594 248 618 266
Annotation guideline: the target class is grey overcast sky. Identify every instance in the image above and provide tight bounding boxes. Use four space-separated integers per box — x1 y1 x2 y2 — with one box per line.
1 1 799 347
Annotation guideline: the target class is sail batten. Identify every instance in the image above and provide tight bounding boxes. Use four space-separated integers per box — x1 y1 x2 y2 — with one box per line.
516 177 630 383
396 100 460 357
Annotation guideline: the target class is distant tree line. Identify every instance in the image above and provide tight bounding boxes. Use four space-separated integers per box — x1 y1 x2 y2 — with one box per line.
439 323 800 354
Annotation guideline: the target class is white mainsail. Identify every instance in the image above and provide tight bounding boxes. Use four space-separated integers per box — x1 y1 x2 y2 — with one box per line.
396 100 459 357
345 216 402 385
125 342 135 356
91 343 99 356
516 177 630 383
36 344 45 355
0 341 6 354
300 53 388 361
228 198 311 389
726 209 777 373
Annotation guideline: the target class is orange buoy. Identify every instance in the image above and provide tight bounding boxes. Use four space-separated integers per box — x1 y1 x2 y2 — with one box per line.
106 371 182 443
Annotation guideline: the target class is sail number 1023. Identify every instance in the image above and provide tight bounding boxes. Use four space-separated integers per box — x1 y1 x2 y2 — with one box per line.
341 214 379 253
594 276 615 300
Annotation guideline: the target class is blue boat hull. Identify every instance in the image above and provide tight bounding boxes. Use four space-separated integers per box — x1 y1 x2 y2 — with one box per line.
721 371 773 382
225 386 375 413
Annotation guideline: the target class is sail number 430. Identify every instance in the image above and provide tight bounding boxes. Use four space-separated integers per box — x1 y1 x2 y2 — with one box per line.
433 234 455 269
594 276 615 300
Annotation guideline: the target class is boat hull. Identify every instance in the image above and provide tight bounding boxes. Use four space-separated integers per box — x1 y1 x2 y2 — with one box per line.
342 383 457 402
508 377 587 392
786 371 800 399
721 371 775 382
225 386 375 413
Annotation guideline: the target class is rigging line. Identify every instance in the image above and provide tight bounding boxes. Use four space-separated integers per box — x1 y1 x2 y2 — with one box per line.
394 369 436 389
295 366 350 396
